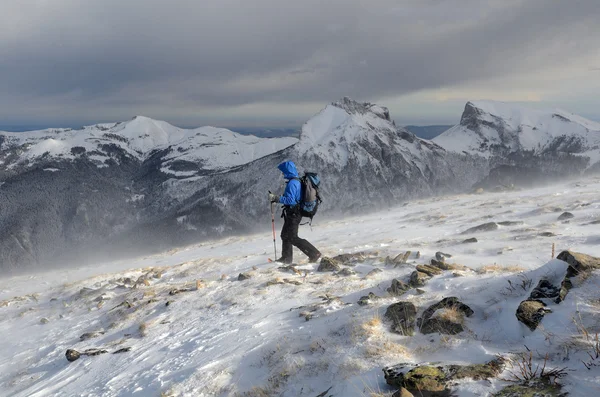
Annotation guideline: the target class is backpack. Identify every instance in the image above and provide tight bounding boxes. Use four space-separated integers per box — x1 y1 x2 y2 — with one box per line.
298 172 322 221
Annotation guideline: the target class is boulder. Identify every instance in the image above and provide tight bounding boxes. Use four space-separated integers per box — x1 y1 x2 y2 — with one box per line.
337 268 357 277
557 212 574 221
317 257 341 272
435 252 452 262
462 222 498 234
80 331 105 341
384 358 506 394
66 349 81 362
384 302 417 335
331 251 372 265
516 300 551 331
497 221 524 226
416 264 442 277
409 271 430 287
419 297 474 335
557 250 600 277
387 278 410 296
237 273 252 281
358 292 381 306
493 380 564 397
384 365 447 392
462 237 478 244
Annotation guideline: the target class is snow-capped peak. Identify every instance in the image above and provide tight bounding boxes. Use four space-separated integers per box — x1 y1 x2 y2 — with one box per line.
434 100 600 160
297 97 398 158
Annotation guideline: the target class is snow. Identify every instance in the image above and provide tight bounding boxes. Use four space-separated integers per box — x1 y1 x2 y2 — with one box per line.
434 100 600 162
0 117 298 172
2 176 600 396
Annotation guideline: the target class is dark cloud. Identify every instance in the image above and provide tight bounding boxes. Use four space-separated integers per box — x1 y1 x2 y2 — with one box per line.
1 0 599 125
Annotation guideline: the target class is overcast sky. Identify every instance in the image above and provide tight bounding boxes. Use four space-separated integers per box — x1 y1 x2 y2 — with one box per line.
1 0 599 128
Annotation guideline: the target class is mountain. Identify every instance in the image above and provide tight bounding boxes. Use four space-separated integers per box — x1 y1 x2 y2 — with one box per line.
404 125 452 139
0 98 485 272
433 101 600 186
434 101 600 158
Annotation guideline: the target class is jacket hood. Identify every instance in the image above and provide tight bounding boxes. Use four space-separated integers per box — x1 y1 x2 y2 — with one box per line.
277 161 299 179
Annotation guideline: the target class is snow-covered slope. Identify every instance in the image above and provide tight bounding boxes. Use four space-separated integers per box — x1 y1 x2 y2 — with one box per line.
434 101 600 162
0 116 297 174
2 177 600 396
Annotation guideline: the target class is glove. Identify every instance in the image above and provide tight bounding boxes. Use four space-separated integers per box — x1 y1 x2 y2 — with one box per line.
268 193 279 203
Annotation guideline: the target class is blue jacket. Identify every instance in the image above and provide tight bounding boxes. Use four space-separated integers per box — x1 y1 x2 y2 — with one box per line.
277 161 301 206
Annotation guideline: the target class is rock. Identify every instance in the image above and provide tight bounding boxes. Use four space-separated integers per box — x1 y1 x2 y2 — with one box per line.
415 288 426 295
557 250 600 277
462 237 478 244
415 251 421 259
365 268 383 278
409 271 430 287
420 316 464 335
40 317 50 324
337 268 356 277
113 347 132 354
555 277 573 303
516 299 551 331
448 357 506 380
462 222 498 234
66 349 81 362
416 264 443 277
392 388 414 397
557 212 574 221
538 232 556 237
283 278 302 285
81 348 109 357
332 251 374 265
266 278 285 286
497 221 524 226
430 259 468 271
384 302 417 335
419 297 474 335
387 365 447 392
387 279 410 296
435 252 452 262
529 279 560 300
358 292 381 306
493 380 565 397
238 272 252 281
317 257 341 272
80 331 105 341
384 358 506 394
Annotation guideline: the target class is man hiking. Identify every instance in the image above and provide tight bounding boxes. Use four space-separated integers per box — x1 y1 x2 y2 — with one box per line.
269 160 321 264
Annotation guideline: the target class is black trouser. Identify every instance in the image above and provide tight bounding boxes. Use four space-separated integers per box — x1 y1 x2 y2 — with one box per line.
280 207 320 263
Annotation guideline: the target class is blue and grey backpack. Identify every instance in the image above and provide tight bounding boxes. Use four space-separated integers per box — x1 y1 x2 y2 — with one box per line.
298 172 322 221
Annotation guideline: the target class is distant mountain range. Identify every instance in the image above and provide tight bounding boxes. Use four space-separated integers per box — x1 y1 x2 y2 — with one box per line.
1 98 599 272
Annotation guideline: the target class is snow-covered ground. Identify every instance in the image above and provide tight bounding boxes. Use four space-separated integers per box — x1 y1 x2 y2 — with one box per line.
2 176 600 396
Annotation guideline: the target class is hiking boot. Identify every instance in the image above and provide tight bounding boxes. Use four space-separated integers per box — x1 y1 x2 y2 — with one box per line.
308 253 322 263
275 257 292 264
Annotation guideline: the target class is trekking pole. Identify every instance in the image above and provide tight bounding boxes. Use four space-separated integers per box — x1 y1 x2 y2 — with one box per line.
270 201 277 260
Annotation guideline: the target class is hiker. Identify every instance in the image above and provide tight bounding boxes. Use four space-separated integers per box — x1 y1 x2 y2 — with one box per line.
269 160 321 264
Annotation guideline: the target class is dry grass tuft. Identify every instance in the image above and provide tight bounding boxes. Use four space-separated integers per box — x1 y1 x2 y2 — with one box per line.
477 264 525 274
435 306 466 326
